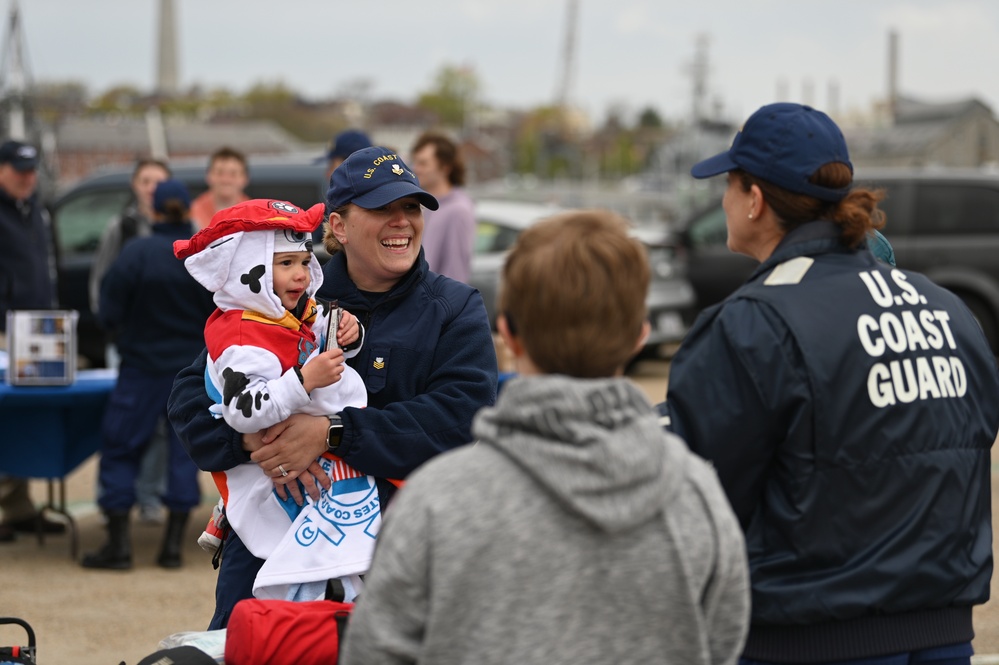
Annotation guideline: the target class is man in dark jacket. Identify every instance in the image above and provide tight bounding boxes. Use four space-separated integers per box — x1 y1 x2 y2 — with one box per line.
0 139 66 542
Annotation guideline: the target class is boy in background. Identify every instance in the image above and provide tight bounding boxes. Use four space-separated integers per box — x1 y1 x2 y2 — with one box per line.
189 147 249 230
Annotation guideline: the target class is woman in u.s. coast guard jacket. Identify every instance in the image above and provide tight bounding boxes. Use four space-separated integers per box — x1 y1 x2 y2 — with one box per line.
663 102 999 665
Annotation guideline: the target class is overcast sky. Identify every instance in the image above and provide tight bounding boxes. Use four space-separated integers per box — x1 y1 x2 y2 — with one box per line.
10 0 999 125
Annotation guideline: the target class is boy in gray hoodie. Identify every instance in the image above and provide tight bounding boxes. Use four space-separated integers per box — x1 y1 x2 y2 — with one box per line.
342 209 750 665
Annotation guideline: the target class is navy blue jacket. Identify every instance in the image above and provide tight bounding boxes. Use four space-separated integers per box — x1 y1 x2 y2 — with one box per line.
168 249 498 503
665 222 999 662
0 188 55 331
99 221 215 375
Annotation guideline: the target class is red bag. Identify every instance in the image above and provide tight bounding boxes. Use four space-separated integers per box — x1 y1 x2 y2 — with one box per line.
224 598 353 665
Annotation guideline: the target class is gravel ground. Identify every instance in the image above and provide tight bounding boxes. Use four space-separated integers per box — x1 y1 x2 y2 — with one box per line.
2 359 998 664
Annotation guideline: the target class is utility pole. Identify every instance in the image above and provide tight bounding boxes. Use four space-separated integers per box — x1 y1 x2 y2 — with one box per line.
554 0 579 115
547 0 580 180
0 2 56 188
685 34 710 126
0 0 30 140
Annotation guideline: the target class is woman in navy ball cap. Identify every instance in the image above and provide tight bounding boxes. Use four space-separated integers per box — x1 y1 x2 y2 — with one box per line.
662 102 999 665
167 147 498 628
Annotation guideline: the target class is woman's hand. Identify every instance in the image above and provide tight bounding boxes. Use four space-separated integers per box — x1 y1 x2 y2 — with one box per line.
250 413 332 504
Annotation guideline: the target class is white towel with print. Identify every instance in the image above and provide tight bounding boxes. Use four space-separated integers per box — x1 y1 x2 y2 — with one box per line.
251 458 382 600
222 452 381 601
214 366 377 599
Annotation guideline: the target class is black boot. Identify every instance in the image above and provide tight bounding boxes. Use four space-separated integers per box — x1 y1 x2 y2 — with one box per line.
157 511 190 569
81 511 132 570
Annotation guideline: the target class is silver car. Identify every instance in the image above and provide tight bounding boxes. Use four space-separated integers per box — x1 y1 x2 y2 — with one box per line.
469 200 694 353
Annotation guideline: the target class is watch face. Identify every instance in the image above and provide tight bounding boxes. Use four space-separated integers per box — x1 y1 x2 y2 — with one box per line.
327 421 344 453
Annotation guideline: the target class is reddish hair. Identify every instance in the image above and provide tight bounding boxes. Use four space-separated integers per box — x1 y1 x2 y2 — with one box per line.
737 163 886 247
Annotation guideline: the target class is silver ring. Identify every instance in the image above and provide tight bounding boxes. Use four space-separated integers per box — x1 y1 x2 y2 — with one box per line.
278 464 288 477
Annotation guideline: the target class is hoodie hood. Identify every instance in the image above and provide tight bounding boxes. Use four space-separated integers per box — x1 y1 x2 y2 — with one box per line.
174 200 325 319
472 374 690 532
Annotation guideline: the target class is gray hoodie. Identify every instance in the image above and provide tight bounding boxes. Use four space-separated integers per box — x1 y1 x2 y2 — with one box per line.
343 375 749 665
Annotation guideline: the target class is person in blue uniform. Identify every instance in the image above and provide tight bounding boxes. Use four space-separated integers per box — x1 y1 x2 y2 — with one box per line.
662 102 999 665
0 139 67 542
82 179 215 570
168 146 498 628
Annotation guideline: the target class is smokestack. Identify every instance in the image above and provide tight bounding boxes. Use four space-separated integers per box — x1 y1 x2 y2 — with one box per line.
887 29 899 122
802 78 814 107
156 0 179 96
827 79 840 118
775 77 788 102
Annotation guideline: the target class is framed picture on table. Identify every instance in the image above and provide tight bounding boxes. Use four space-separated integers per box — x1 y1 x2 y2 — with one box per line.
5 310 78 386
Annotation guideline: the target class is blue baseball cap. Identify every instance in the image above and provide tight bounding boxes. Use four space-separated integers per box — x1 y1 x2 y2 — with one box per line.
326 146 439 211
691 103 853 202
153 178 192 213
322 129 372 163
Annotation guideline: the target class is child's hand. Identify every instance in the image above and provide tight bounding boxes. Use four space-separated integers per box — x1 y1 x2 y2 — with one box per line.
299 348 345 393
338 309 360 347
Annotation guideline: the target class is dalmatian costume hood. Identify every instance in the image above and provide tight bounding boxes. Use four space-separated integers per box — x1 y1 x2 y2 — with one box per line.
174 199 326 319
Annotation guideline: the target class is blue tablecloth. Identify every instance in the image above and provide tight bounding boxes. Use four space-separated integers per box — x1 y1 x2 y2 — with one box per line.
0 369 117 479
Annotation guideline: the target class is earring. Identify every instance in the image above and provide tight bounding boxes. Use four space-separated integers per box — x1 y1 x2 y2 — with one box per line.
748 213 753 220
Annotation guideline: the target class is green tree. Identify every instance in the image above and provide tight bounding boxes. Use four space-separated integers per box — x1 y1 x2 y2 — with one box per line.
88 85 145 115
241 81 296 111
416 64 480 129
637 106 663 129
32 80 89 123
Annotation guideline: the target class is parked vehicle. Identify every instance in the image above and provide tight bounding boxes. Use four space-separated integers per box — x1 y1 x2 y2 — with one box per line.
675 167 999 353
471 199 694 351
52 163 694 367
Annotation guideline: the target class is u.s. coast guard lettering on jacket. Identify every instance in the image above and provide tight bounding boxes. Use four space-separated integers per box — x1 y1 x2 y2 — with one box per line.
856 268 966 407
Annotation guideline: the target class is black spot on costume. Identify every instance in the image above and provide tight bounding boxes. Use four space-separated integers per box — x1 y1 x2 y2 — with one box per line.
221 366 269 418
240 264 266 294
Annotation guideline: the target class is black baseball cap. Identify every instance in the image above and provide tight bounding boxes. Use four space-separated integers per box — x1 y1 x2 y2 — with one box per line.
319 129 373 164
0 140 39 172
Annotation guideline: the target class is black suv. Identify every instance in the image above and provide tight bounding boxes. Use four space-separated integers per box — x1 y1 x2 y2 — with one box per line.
51 158 329 366
677 167 999 353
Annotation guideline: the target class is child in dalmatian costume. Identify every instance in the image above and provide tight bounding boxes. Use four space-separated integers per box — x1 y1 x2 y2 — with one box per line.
174 199 376 603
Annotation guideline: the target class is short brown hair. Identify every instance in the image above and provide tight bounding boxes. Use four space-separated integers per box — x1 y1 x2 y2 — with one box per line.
411 132 465 187
207 146 248 174
499 210 650 378
131 158 170 181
